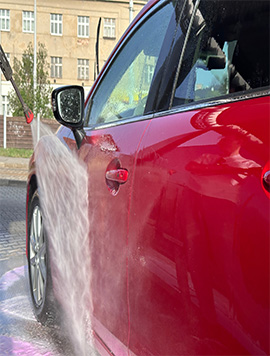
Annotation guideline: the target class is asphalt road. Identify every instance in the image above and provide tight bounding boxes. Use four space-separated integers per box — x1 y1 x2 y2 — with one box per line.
0 183 75 356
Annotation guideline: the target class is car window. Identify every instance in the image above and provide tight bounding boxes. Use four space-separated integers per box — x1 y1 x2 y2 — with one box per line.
171 0 270 108
86 1 175 126
145 0 203 114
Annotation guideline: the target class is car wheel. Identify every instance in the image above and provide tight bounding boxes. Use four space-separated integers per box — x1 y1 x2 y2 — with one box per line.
27 190 55 325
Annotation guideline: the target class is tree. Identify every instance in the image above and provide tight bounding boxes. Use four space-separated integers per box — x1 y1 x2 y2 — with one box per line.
9 42 53 118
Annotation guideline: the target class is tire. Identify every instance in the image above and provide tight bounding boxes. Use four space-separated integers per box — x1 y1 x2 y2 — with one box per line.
27 190 56 325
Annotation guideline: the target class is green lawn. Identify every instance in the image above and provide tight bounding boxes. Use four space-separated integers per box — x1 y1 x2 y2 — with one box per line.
0 147 33 158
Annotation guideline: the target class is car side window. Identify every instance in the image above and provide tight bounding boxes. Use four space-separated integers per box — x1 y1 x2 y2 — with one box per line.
172 0 270 108
86 2 175 126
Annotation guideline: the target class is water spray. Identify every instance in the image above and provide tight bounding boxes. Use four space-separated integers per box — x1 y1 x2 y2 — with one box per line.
0 45 34 124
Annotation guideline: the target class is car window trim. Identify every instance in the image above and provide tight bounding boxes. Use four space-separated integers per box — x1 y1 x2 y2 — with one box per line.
84 112 154 131
154 87 270 119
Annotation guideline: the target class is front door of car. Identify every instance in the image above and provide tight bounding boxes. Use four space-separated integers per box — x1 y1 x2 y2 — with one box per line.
65 3 176 354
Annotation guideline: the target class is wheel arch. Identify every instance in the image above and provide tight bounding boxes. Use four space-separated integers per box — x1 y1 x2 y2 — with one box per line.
26 174 38 258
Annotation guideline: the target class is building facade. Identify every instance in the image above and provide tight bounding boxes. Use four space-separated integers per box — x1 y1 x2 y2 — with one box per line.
0 0 147 116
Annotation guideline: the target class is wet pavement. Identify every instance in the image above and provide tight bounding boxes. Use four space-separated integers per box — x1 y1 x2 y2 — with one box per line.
0 183 74 355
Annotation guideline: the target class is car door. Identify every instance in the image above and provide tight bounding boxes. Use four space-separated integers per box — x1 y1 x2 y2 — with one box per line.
128 1 269 355
64 2 177 355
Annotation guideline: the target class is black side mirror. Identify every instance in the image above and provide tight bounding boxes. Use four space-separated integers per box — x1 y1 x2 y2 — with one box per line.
202 38 226 70
52 86 86 149
52 85 85 128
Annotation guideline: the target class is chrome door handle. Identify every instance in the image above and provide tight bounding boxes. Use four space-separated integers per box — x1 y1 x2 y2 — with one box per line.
105 169 128 184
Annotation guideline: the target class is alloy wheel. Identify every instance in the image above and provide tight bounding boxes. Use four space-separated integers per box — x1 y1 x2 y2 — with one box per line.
29 205 47 308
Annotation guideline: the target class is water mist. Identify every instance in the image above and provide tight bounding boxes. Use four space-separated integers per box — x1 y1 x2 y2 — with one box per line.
31 119 93 356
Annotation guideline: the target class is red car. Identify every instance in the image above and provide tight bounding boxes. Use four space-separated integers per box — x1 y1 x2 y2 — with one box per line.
26 0 269 355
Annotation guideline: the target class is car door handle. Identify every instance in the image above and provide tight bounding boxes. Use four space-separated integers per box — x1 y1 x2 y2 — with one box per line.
105 169 129 184
263 170 270 192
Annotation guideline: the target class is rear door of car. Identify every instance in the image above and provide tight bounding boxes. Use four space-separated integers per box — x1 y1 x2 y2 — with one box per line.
65 2 179 355
128 1 269 355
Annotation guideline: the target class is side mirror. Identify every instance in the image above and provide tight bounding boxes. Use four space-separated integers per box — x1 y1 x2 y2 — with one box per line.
52 85 84 129
202 38 226 70
52 86 86 149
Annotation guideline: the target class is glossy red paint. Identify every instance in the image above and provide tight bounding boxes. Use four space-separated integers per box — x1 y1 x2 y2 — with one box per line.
70 120 151 355
26 0 270 354
128 96 269 355
59 95 269 356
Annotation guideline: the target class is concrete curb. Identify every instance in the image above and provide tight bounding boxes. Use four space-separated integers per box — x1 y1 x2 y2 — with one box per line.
0 156 29 184
0 156 29 169
0 162 28 169
0 179 27 187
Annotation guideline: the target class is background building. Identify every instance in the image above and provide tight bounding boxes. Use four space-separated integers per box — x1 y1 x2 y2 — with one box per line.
0 0 147 116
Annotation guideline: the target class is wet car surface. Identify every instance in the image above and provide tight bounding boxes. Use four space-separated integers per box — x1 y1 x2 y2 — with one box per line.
26 0 269 355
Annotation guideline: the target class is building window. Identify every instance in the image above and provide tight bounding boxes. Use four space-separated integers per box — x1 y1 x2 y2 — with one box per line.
78 59 89 80
51 57 62 78
0 9 10 31
103 18 115 39
22 11 34 33
50 13 62 35
2 95 11 116
78 16 89 38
